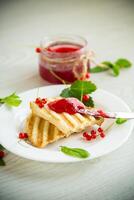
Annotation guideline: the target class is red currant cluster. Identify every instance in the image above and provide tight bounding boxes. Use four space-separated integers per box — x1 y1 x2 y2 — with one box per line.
83 127 105 141
19 132 28 139
35 98 47 108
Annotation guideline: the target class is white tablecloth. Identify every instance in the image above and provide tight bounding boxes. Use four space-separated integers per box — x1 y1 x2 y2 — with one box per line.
0 0 134 200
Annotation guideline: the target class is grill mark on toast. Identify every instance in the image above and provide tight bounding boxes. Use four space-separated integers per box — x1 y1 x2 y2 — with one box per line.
72 115 82 124
32 116 40 146
28 115 36 143
61 114 75 128
74 113 87 122
37 118 45 146
45 107 61 121
48 124 54 141
41 120 49 147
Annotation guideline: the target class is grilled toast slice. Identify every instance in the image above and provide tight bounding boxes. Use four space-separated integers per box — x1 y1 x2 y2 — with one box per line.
25 113 103 148
25 114 67 148
30 99 104 136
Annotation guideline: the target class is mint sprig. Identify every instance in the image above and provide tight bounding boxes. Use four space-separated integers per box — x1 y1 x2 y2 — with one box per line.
90 66 109 73
60 88 71 98
90 58 132 77
115 59 132 68
112 64 120 76
71 80 96 97
116 118 127 124
0 92 22 107
60 146 90 159
60 80 97 107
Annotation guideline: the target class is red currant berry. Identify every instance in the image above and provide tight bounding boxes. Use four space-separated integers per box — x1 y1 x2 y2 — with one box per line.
83 132 88 137
0 151 5 158
85 73 90 79
98 127 103 133
41 98 47 104
86 135 92 141
91 130 96 135
91 134 97 139
24 133 28 138
35 47 41 53
19 133 28 139
19 133 25 139
82 94 90 102
35 98 40 104
38 102 44 108
100 132 105 138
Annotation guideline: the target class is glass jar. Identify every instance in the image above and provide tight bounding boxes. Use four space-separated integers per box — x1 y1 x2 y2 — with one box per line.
38 35 89 84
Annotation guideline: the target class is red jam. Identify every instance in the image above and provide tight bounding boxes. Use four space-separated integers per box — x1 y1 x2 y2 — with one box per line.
38 36 89 84
46 43 80 53
97 110 109 118
47 98 85 114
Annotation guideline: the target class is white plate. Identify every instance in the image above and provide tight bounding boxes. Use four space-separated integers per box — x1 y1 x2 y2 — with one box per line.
0 85 134 163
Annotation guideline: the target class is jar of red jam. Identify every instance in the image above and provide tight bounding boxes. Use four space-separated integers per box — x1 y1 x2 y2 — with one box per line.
38 35 89 84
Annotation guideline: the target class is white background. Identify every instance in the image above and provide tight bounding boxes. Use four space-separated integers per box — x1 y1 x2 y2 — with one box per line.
0 0 134 200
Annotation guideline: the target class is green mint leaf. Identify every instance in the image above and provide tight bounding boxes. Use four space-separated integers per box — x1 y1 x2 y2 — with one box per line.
90 66 109 73
98 61 120 76
0 93 22 107
71 80 97 102
0 158 6 166
60 80 96 104
83 96 94 107
116 118 127 124
0 144 5 150
102 61 114 69
115 58 132 68
90 61 116 74
71 80 97 96
60 146 90 159
112 64 120 76
102 61 120 77
60 88 71 98
60 87 81 100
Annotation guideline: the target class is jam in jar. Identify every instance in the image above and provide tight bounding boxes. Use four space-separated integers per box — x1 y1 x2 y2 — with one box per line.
38 35 89 84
